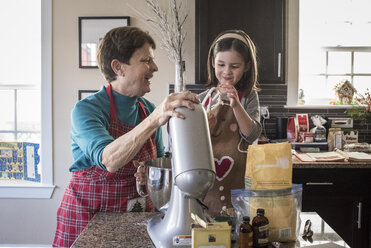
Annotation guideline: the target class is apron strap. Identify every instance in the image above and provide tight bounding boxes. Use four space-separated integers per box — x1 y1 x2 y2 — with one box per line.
106 84 148 122
106 84 117 123
137 100 148 120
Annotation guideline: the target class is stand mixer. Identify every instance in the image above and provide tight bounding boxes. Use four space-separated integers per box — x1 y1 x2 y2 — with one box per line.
147 103 216 247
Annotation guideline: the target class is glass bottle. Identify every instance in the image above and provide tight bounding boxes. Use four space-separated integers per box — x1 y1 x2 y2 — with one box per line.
238 216 253 248
252 208 269 248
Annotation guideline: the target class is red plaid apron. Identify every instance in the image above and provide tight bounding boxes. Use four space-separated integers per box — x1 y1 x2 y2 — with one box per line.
53 84 157 247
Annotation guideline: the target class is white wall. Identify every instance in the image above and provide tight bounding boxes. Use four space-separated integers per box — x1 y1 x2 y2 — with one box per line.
0 0 195 245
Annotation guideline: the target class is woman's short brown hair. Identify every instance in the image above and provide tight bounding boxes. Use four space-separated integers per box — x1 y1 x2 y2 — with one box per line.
96 26 156 82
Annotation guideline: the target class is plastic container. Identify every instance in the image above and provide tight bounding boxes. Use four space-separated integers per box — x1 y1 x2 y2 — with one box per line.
231 184 303 243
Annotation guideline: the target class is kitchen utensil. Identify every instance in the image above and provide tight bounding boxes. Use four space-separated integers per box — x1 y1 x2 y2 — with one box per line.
136 157 172 212
147 103 216 248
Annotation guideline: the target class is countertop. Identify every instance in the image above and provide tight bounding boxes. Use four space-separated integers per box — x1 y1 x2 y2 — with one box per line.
70 157 368 247
72 212 349 248
292 156 371 168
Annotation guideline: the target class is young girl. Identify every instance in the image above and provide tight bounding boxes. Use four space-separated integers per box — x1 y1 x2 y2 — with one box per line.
198 29 262 215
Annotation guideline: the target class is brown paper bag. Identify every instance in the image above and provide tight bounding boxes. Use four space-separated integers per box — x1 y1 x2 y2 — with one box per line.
245 142 292 190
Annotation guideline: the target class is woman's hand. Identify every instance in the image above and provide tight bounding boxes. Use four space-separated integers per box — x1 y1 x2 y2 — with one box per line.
151 91 200 127
218 83 240 108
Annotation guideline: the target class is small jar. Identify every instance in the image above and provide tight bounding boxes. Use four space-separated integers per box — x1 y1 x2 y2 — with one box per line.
252 209 269 248
239 216 253 248
314 126 326 142
304 132 314 143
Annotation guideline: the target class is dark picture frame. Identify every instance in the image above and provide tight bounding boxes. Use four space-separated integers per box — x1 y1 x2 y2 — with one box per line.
78 90 98 100
78 16 130 68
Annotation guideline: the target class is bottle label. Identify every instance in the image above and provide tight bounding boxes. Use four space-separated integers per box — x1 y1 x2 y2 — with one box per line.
258 238 269 244
258 224 269 232
253 223 269 246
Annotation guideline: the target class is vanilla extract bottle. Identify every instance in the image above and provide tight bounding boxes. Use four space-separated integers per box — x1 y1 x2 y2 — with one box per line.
252 208 269 248
238 216 253 248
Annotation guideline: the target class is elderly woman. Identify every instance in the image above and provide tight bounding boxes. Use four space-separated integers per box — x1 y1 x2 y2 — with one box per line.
53 26 199 247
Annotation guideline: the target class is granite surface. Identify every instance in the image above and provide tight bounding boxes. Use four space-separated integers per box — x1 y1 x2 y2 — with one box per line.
72 212 157 248
72 212 349 248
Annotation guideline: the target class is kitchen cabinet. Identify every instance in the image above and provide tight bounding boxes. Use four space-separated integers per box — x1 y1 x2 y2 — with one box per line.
293 167 371 248
195 0 285 84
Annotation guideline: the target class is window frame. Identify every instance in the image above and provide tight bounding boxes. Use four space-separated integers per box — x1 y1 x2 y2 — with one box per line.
321 46 371 79
0 0 55 198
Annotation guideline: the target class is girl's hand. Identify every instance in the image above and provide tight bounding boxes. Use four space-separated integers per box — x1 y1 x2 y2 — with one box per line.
218 83 240 108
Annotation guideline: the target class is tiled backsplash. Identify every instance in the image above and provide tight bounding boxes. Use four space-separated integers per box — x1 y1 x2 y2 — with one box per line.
169 84 371 143
258 84 370 143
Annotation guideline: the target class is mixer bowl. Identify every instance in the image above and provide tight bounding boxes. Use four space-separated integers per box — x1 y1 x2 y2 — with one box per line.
139 157 172 210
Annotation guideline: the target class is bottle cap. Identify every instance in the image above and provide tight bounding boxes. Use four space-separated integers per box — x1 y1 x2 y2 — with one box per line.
257 208 265 214
243 216 250 222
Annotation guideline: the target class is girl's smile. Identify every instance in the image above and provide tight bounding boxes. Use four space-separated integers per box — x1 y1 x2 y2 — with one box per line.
212 50 248 86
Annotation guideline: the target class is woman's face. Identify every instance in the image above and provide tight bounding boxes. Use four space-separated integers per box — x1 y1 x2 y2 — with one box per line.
212 49 248 86
120 43 158 97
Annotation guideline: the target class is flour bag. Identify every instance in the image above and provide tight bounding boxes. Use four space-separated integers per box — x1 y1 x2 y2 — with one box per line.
245 142 292 190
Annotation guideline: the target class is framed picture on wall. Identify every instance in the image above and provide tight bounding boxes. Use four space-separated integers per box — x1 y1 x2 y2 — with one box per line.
78 90 98 100
78 16 130 68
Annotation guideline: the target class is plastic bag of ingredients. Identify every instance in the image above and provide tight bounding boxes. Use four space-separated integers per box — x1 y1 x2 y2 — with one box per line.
310 115 327 142
231 184 302 243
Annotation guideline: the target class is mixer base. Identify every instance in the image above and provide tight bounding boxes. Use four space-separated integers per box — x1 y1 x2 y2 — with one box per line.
147 213 193 248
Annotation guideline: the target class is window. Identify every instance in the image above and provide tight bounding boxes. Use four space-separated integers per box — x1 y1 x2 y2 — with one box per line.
322 47 371 95
0 0 54 198
288 0 371 106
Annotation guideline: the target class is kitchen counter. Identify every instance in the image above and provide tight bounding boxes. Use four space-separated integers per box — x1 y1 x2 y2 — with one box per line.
71 159 369 248
291 159 371 248
292 156 371 168
71 212 156 248
72 212 349 248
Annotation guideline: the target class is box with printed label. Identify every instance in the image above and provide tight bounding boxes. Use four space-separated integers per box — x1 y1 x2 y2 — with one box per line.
342 129 358 145
192 222 231 248
0 142 40 182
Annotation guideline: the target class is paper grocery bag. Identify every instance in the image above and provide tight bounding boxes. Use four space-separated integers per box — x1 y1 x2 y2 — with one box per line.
245 142 292 190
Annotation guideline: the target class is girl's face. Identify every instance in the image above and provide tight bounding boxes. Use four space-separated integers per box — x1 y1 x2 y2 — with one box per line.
212 49 249 86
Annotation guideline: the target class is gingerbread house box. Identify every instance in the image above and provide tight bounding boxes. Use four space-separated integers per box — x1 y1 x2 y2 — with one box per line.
0 142 41 182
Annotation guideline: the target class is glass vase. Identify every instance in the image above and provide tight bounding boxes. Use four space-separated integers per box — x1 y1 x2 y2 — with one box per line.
174 61 185 93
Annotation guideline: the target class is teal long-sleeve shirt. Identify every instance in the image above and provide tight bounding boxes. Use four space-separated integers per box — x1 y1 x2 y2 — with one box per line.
69 85 164 172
